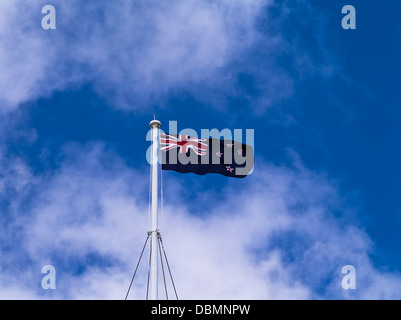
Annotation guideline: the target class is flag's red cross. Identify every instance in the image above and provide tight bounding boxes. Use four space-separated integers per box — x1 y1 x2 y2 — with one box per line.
161 134 208 156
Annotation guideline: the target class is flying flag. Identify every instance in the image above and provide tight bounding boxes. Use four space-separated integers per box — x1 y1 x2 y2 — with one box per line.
161 133 254 178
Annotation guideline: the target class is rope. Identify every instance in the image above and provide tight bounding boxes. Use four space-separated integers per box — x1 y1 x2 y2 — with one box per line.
124 233 150 300
148 148 152 232
126 140 153 300
159 129 164 234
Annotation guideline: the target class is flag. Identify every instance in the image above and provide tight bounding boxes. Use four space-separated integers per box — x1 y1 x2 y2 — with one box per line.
161 133 254 178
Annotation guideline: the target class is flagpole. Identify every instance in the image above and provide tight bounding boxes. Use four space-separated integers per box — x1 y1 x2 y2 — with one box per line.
149 119 161 300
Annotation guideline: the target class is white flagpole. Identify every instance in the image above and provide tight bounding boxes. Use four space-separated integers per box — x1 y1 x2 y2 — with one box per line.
149 119 161 300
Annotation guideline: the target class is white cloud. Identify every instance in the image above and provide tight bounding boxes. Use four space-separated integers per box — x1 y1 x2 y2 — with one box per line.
0 0 282 112
1 143 400 299
0 0 396 301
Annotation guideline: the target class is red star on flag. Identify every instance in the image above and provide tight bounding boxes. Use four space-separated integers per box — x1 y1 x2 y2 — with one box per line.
216 151 223 157
225 166 234 173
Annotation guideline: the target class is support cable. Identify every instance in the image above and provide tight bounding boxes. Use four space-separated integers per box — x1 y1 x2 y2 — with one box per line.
124 233 150 300
158 235 179 300
157 233 169 300
146 235 153 300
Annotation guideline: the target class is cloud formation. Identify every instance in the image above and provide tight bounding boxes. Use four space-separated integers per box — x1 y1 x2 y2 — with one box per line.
1 0 397 300
1 143 400 299
1 0 284 112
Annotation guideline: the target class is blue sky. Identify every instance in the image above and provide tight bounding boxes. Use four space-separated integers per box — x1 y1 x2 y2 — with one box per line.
0 0 400 299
